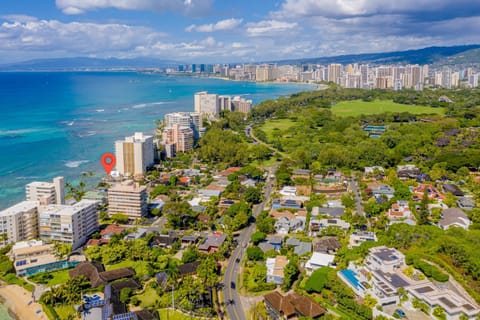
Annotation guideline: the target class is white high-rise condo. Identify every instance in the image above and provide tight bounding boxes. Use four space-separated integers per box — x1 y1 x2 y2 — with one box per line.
26 176 65 205
115 132 154 176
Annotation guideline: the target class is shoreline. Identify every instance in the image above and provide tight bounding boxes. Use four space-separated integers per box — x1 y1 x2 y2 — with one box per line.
0 295 16 320
0 284 46 320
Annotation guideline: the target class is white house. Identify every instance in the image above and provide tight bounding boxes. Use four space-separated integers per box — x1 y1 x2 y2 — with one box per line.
305 252 335 275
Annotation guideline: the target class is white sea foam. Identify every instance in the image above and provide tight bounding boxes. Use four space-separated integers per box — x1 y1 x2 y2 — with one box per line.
132 101 168 109
77 131 97 138
0 129 38 136
65 160 89 168
96 109 105 113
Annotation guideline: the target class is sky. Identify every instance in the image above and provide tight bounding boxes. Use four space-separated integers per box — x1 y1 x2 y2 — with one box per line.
1 0 480 64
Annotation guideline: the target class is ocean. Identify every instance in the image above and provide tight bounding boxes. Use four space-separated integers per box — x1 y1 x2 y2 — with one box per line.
0 72 313 208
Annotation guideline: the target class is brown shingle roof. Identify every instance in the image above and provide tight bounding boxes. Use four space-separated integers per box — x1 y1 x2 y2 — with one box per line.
99 268 136 282
69 261 105 287
290 294 326 318
178 261 201 276
264 291 326 318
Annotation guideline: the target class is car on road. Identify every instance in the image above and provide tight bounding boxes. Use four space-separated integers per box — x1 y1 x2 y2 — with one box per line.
235 257 240 263
230 281 236 289
394 309 406 318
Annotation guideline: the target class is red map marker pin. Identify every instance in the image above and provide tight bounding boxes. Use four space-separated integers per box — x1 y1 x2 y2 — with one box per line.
101 153 116 175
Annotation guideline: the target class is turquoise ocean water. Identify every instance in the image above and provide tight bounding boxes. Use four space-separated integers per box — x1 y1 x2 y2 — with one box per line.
0 72 313 208
0 303 13 319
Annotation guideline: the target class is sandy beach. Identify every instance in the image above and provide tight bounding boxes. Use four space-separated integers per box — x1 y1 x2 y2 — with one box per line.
0 284 45 319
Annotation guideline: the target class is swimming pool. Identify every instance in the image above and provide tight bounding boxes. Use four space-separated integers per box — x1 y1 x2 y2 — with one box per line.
340 269 364 290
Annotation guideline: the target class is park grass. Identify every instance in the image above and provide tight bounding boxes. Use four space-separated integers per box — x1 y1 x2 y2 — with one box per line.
260 118 296 141
136 286 161 308
54 304 76 320
157 308 204 320
331 99 446 117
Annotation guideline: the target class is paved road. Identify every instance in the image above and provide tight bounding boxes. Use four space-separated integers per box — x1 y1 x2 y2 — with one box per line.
223 172 274 320
350 174 364 216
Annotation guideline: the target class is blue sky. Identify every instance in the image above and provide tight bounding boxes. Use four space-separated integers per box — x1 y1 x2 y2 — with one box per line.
1 0 480 64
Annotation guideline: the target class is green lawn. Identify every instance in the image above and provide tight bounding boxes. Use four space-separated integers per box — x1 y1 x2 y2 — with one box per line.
260 119 296 140
136 287 161 308
54 304 76 320
331 100 445 117
158 309 204 320
29 269 71 286
106 260 151 278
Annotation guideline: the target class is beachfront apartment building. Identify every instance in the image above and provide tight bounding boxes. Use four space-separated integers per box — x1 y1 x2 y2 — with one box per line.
194 91 220 115
0 201 39 245
107 180 148 220
115 132 154 176
10 240 82 276
38 199 99 249
26 176 65 205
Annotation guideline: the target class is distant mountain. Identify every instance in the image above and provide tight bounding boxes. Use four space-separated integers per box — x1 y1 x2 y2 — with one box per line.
435 48 480 65
271 45 480 66
0 57 181 71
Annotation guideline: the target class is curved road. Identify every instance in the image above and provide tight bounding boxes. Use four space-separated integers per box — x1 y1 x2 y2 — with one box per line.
223 172 274 320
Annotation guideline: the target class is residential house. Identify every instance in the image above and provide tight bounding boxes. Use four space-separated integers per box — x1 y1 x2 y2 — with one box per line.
178 261 201 277
285 238 311 256
155 272 168 288
69 261 136 287
366 246 405 273
311 205 345 218
150 233 179 248
272 199 302 210
413 184 445 201
279 186 297 197
349 231 377 247
264 291 325 320
309 218 350 236
198 189 222 199
305 252 335 275
292 169 311 179
387 200 413 221
198 232 227 253
457 197 475 211
397 164 421 180
370 184 395 200
442 184 464 197
312 236 342 254
260 236 283 252
181 235 199 247
274 216 306 234
266 256 288 285
86 224 126 246
439 208 471 230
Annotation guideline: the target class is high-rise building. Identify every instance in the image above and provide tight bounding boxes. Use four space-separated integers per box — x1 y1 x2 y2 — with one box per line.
218 95 232 111
164 112 202 139
108 181 148 220
162 124 194 154
194 91 220 115
0 201 39 245
256 64 277 82
231 96 253 113
26 177 65 205
115 132 154 176
328 64 342 84
38 200 99 249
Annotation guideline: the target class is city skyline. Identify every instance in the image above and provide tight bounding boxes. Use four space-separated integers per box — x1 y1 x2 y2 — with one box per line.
1 0 480 64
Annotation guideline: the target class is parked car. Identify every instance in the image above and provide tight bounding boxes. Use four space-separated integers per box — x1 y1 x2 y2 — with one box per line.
394 309 406 318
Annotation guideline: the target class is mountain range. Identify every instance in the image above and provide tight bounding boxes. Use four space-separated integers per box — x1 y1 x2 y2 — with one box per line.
1 45 479 70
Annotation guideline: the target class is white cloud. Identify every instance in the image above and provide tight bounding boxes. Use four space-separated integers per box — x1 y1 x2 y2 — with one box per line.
56 0 212 16
0 17 165 54
279 0 480 18
246 20 298 37
185 18 243 32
